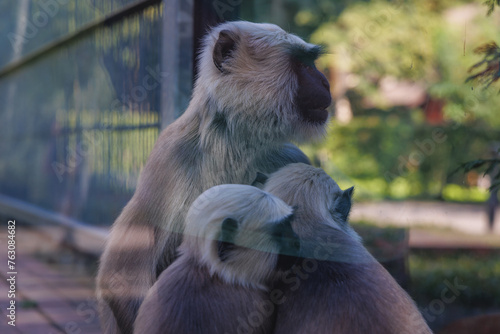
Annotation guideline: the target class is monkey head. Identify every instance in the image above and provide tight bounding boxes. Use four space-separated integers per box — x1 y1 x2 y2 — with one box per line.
194 21 332 142
263 163 360 243
181 184 300 289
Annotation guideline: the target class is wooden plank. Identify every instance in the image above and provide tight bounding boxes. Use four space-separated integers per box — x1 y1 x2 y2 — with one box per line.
16 255 97 300
0 273 61 334
0 194 107 255
14 256 101 334
16 309 64 334
0 229 101 333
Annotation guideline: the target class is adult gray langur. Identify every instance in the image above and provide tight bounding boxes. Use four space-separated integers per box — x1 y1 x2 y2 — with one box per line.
263 163 432 334
97 21 331 334
133 184 299 334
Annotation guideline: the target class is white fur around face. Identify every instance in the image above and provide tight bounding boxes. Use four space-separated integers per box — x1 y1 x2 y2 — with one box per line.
180 184 294 289
192 21 328 144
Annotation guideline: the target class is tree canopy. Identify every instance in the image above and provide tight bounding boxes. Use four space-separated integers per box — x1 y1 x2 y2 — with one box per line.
309 0 500 126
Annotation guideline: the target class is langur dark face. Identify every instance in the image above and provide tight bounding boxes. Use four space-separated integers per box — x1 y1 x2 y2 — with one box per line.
290 46 332 124
212 28 331 127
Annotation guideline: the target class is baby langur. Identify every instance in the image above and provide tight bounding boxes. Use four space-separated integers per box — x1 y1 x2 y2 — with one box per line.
264 163 432 334
134 184 300 334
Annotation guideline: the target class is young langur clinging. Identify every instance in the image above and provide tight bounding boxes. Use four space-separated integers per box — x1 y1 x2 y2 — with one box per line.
97 21 331 334
263 163 432 334
133 184 299 334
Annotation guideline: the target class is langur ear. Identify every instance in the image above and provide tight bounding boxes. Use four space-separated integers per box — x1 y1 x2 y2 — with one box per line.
213 30 239 73
251 172 268 188
217 218 238 261
334 186 354 222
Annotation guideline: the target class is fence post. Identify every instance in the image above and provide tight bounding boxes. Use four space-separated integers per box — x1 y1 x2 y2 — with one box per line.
161 0 194 129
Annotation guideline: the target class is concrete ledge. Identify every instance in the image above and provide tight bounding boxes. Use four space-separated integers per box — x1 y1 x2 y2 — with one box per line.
0 194 108 256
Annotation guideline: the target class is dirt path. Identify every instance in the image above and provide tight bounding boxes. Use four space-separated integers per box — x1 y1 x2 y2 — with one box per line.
351 201 500 235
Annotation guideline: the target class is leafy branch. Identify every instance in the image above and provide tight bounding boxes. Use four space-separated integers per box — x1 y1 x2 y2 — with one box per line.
459 2 500 193
484 0 500 15
466 42 500 88
453 157 500 191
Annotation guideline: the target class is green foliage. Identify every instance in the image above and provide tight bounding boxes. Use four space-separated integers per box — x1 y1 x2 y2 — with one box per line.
298 0 500 200
466 42 500 88
410 251 500 307
301 114 496 201
313 1 438 81
310 0 500 126
454 158 500 177
441 184 489 202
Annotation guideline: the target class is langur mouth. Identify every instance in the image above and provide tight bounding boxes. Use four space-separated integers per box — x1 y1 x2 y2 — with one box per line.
302 108 329 124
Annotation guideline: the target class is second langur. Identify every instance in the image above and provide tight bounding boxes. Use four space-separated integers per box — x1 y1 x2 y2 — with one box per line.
264 163 432 334
133 184 300 334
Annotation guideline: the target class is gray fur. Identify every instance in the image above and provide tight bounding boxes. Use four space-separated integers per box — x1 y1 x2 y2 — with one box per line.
133 185 294 334
96 21 327 334
134 256 273 334
264 163 432 334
